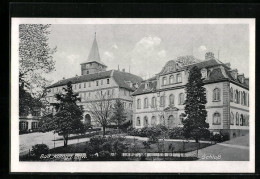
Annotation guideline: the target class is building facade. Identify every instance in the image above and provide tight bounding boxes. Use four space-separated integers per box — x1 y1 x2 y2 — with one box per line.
45 36 143 126
132 52 249 139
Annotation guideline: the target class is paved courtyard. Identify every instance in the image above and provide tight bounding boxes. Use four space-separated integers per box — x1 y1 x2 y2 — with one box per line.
197 134 249 161
19 131 90 155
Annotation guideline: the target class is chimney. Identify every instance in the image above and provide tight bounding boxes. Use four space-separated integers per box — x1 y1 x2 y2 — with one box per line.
122 68 125 72
205 52 215 61
230 69 238 79
238 73 245 83
244 78 249 86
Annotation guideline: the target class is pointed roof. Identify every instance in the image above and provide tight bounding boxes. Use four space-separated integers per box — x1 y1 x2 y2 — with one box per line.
85 34 106 67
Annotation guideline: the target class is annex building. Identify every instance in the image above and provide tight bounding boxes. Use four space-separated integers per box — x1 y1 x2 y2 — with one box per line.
45 35 143 126
132 52 249 139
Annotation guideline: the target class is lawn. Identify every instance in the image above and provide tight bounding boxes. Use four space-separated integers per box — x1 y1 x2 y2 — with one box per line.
49 138 211 154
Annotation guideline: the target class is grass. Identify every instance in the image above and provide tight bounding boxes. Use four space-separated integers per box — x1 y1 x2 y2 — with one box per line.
49 138 211 154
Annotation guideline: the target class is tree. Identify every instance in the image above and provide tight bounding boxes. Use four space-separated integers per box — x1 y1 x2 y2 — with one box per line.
111 99 127 132
183 66 209 143
41 82 85 147
19 24 56 116
86 90 114 136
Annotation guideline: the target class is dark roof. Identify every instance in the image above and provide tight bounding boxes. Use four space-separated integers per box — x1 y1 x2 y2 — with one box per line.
112 70 143 91
132 80 157 96
133 59 248 96
47 70 143 91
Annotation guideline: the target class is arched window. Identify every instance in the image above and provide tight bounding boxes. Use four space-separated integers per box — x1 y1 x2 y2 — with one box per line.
169 94 174 105
237 91 240 104
136 117 141 126
160 115 165 125
151 97 156 108
230 112 234 125
169 75 174 84
213 88 220 101
137 99 141 109
240 114 243 126
151 116 156 126
177 73 182 83
213 112 221 125
144 98 148 108
179 114 185 124
243 91 246 106
179 93 184 105
162 77 167 85
236 112 239 125
230 87 233 102
144 116 149 127
160 96 165 107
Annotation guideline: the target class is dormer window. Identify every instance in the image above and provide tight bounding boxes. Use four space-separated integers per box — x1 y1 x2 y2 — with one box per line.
162 77 167 85
169 75 174 84
177 73 182 83
201 68 207 79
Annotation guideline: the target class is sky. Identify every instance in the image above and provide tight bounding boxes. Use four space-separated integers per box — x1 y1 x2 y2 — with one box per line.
46 24 249 83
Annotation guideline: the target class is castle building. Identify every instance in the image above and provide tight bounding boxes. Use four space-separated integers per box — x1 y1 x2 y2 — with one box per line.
45 35 143 126
132 53 249 138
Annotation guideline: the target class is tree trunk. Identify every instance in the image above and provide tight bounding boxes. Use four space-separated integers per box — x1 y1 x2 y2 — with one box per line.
63 134 68 147
102 126 106 136
195 138 199 143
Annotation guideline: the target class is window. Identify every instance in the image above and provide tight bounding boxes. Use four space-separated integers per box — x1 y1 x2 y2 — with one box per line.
169 94 174 105
213 112 221 125
236 112 239 125
84 83 86 88
160 96 165 107
234 90 238 103
160 115 165 125
151 97 156 108
151 116 156 126
230 87 233 102
107 90 110 96
129 103 132 109
162 77 167 85
169 75 174 84
237 91 240 104
79 83 81 89
32 122 38 129
230 112 234 125
101 80 103 85
96 81 99 86
179 93 184 105
89 82 91 87
213 88 220 101
136 117 141 126
177 73 182 83
137 99 141 109
144 98 148 108
107 79 110 84
179 114 185 124
86 71 89 74
240 114 243 126
124 89 127 96
84 93 86 100
74 84 76 89
143 116 148 127
243 91 246 106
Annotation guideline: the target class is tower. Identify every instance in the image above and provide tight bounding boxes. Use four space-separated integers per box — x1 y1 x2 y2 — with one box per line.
80 33 107 75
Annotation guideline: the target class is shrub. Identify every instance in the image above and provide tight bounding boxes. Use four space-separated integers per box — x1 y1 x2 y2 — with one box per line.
168 127 184 139
210 133 223 142
31 144 49 158
148 134 159 144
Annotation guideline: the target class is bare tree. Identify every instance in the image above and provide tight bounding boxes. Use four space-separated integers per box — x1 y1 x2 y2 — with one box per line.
86 90 115 136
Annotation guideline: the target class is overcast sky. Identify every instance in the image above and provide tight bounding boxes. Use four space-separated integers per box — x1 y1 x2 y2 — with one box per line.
46 24 249 83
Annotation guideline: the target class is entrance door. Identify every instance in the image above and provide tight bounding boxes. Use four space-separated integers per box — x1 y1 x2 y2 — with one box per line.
85 114 91 125
168 115 177 128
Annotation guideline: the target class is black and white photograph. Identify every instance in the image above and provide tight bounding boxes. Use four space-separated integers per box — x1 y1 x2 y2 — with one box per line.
11 18 255 173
